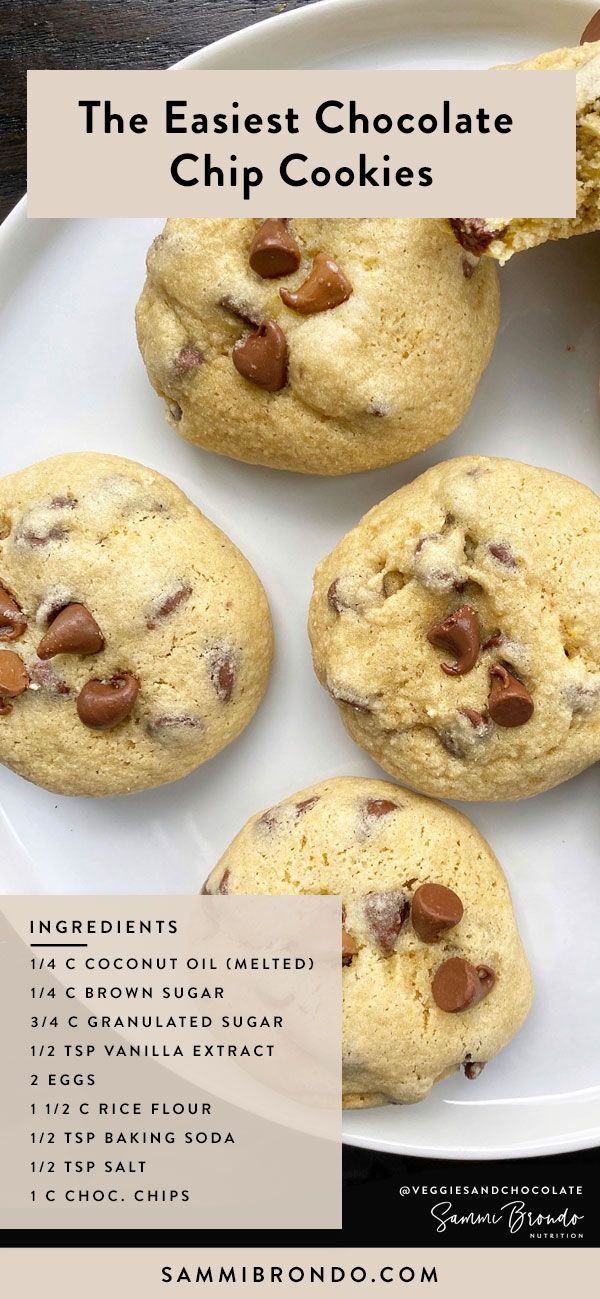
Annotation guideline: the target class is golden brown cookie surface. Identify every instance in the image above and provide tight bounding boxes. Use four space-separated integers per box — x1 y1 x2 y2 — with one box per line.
202 776 533 1107
136 217 499 474
0 453 272 796
309 457 600 800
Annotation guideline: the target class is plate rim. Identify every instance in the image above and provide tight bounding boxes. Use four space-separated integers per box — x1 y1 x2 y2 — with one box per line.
343 1126 600 1162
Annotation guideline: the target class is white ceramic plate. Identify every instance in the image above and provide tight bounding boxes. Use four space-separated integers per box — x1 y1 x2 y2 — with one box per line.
1 0 599 1159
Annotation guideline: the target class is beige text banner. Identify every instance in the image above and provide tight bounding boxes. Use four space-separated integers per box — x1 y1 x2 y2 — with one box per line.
27 69 575 217
0 1248 595 1298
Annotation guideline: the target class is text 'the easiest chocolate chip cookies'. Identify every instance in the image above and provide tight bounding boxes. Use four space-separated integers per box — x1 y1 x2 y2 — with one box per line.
135 217 499 474
309 456 600 801
201 777 533 1107
0 453 273 796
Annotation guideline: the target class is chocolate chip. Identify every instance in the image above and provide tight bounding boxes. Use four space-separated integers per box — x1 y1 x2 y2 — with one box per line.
488 541 517 569
429 571 464 593
0 650 29 703
50 495 77 510
17 524 67 548
0 585 26 641
256 806 279 832
146 713 203 737
258 795 320 832
442 705 491 756
326 576 363 614
415 533 440 555
463 533 477 562
477 966 495 992
364 891 409 955
249 218 301 279
462 256 476 278
342 922 358 966
208 649 235 703
219 295 262 327
488 664 534 727
367 400 390 417
565 682 600 716
327 579 347 613
295 795 319 815
146 583 192 629
365 798 400 818
459 707 487 728
37 604 104 659
232 319 288 392
439 730 463 758
482 629 504 651
76 673 139 730
29 660 70 696
427 604 480 676
432 957 495 1013
413 536 465 594
463 1060 486 1080
280 252 352 314
412 883 464 943
174 345 203 377
329 685 372 713
449 218 507 255
168 402 182 422
201 868 230 895
581 9 600 41
382 570 405 597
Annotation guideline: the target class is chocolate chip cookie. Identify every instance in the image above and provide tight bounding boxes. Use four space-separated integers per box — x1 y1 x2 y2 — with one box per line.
135 218 499 474
309 456 600 801
449 40 600 263
201 776 533 1106
0 453 272 796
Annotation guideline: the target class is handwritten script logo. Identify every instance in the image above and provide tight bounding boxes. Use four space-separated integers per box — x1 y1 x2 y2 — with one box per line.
431 1200 584 1235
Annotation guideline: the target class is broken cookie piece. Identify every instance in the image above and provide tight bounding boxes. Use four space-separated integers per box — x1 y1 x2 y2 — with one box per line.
449 41 600 263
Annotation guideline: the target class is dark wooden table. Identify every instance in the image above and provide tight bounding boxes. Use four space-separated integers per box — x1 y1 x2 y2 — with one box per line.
0 0 315 222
